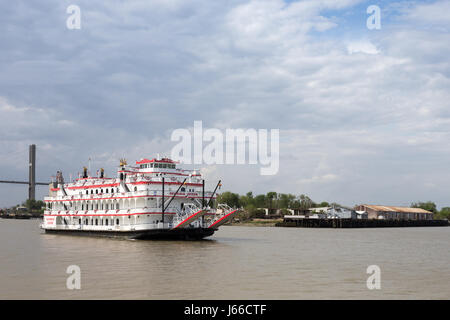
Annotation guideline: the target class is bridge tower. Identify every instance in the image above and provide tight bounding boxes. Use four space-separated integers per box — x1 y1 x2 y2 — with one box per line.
28 144 36 200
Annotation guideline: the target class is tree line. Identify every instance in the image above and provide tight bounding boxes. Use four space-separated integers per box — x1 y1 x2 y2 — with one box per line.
1 199 45 214
216 191 450 220
216 191 335 220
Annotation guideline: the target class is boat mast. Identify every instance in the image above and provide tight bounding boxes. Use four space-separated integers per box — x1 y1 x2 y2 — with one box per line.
207 180 222 208
163 178 187 212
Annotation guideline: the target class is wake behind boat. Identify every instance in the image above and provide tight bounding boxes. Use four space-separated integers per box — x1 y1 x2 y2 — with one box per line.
41 157 238 240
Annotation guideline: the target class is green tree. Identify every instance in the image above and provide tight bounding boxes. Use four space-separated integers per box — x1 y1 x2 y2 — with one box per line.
266 192 277 208
254 194 266 208
23 199 45 211
437 207 450 220
298 194 314 209
239 191 254 208
279 193 296 209
217 192 241 208
411 201 437 214
244 204 266 219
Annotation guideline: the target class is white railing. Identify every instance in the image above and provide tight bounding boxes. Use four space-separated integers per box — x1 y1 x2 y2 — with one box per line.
45 189 216 203
170 203 203 228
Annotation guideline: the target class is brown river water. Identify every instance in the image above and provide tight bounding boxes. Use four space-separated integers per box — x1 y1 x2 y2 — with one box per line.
0 219 448 299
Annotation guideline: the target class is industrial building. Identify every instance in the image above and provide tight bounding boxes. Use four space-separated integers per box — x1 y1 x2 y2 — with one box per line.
354 205 433 220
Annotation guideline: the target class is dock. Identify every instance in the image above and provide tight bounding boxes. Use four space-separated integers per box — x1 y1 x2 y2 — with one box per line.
0 213 42 220
276 217 449 228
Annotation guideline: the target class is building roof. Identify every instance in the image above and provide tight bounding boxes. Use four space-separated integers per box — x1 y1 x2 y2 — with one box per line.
360 204 432 214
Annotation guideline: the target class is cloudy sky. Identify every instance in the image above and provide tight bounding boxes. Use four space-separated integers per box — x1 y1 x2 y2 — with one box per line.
1 0 449 208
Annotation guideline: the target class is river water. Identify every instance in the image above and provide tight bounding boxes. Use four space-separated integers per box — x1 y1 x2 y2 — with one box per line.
0 219 448 299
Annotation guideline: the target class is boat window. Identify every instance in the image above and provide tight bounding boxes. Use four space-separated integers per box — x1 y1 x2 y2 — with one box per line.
162 164 167 168
134 187 137 192
86 190 88 195
116 219 119 225
105 219 108 226
95 219 98 226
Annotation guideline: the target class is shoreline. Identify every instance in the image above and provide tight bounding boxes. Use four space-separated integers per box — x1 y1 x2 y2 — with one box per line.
226 219 283 227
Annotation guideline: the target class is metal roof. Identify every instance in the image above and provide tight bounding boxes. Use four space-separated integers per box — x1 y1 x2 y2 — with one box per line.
360 204 432 214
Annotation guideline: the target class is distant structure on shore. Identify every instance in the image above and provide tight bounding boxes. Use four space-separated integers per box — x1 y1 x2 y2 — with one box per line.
354 205 433 221
277 204 446 228
278 204 433 221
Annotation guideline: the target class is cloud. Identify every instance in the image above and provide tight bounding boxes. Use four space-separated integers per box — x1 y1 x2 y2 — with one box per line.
401 0 450 27
0 0 449 208
347 40 380 54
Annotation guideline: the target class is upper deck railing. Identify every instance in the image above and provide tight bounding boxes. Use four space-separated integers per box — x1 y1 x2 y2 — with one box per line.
44 189 216 202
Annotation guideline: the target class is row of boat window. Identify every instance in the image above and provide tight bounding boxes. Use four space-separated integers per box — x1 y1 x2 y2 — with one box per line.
63 216 154 226
83 186 142 195
65 218 120 226
140 163 176 169
49 202 121 210
85 188 119 195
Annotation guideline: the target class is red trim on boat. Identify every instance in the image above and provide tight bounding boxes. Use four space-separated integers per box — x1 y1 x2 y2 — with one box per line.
136 158 178 164
172 210 203 229
67 183 119 190
209 210 238 228
44 194 216 202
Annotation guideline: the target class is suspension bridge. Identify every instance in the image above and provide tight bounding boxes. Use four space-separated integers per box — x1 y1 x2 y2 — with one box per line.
0 144 49 201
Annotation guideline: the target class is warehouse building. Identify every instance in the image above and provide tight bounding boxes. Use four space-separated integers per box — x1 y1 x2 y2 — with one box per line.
354 205 433 220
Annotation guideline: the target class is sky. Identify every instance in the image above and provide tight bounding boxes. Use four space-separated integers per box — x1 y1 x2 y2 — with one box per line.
0 0 449 208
